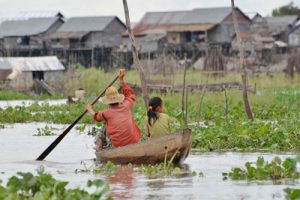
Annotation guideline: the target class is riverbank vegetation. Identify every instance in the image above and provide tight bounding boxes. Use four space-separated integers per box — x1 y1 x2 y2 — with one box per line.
0 90 33 100
0 69 300 152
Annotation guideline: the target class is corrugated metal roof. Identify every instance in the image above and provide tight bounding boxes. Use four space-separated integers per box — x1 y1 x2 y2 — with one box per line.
13 11 64 20
132 11 189 35
265 15 299 27
139 11 188 24
0 56 65 71
49 31 88 39
179 7 232 24
57 16 118 32
0 17 60 37
132 7 235 35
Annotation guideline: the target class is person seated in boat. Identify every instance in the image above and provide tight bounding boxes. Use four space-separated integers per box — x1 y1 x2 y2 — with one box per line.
67 88 85 104
146 97 171 138
86 69 141 149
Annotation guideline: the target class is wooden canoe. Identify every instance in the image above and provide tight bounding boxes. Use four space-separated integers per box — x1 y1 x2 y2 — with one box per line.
95 129 192 165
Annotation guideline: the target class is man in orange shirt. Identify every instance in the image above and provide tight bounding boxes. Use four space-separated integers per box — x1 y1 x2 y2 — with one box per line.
86 69 141 149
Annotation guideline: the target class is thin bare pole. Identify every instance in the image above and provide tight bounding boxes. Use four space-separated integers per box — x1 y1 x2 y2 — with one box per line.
182 55 188 126
122 0 149 106
231 0 254 120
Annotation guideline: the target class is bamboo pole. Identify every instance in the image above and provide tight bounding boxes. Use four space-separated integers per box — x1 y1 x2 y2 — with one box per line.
231 0 254 120
122 0 149 106
181 55 187 126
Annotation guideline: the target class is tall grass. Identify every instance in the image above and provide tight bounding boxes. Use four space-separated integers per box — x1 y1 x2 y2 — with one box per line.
0 90 32 100
55 68 300 97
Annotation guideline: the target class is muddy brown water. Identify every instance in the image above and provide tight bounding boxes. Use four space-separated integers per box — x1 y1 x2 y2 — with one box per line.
0 123 299 200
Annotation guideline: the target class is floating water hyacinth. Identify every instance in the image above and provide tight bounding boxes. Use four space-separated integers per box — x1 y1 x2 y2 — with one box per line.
223 156 300 181
0 167 111 200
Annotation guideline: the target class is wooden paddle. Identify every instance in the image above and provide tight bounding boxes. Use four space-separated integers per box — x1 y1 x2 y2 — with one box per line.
36 76 119 161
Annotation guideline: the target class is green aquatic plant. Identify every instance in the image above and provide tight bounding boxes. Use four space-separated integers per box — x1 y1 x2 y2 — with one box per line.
93 161 116 175
138 149 187 178
87 127 100 136
33 125 56 136
222 157 300 181
75 124 87 133
75 161 116 175
284 188 300 200
0 167 111 200
138 163 182 178
198 172 205 177
0 91 32 100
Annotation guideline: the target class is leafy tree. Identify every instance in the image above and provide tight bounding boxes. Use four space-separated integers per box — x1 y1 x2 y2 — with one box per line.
272 2 300 16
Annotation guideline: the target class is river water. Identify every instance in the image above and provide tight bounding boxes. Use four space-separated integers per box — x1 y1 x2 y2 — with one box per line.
0 123 299 200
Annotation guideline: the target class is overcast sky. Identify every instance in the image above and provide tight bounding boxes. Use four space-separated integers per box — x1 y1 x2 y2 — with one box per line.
0 0 299 22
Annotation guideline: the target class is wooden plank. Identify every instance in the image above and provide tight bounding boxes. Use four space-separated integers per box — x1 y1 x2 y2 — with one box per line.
129 82 256 94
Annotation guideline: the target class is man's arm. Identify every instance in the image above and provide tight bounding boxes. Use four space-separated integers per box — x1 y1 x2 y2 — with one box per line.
119 69 136 108
86 104 105 122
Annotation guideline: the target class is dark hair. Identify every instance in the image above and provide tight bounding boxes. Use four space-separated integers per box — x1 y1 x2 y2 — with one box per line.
147 97 162 126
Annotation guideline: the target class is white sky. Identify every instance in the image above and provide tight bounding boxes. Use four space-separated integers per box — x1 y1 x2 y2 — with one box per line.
0 0 299 22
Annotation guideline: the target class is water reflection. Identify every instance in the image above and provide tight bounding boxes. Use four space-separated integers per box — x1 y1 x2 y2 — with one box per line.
144 177 194 200
106 165 135 200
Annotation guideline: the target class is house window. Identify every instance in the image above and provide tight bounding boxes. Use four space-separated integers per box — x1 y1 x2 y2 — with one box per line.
17 36 30 45
53 39 60 43
184 32 192 43
32 71 44 80
70 38 82 48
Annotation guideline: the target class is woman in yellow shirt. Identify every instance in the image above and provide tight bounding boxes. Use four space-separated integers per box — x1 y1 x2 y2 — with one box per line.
146 97 171 138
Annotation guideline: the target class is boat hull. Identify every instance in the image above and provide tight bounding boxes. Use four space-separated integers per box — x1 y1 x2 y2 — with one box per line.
95 129 192 165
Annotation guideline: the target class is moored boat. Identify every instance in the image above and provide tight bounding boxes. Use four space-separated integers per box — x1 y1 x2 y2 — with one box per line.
95 129 192 165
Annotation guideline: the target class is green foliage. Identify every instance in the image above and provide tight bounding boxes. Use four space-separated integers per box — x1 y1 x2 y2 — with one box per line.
190 88 300 152
75 161 117 175
284 188 300 200
0 167 110 200
223 157 300 181
33 125 56 136
75 124 87 134
272 2 300 16
93 161 116 175
198 172 205 177
138 163 183 178
1 71 300 152
88 127 101 136
0 124 4 129
0 91 32 100
138 149 188 177
0 101 96 124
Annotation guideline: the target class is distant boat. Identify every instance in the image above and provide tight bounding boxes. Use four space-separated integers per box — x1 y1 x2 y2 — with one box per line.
95 129 192 165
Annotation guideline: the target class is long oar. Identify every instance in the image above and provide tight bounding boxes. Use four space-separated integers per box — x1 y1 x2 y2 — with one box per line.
36 76 119 161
